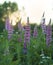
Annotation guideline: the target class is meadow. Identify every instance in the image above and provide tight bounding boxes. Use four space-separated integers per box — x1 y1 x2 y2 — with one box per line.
0 19 53 65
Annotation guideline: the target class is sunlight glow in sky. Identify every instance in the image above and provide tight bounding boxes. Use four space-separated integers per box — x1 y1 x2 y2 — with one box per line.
0 0 53 25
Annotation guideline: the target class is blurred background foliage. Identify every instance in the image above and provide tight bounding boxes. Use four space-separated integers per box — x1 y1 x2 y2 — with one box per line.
0 1 18 32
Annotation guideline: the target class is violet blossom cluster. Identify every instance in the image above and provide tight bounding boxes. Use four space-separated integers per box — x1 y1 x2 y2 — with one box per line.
18 19 24 42
41 13 46 34
24 17 30 44
23 17 30 54
18 19 24 31
33 25 38 38
46 19 52 46
5 17 13 40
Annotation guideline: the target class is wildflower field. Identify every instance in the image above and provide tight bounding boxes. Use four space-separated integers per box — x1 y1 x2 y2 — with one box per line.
0 16 53 65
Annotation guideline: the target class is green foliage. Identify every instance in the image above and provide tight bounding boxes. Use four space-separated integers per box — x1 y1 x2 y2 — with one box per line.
2 1 18 14
0 20 5 33
30 24 37 36
0 27 53 65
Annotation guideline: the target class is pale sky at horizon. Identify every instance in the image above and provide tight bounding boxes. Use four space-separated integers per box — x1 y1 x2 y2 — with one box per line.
0 0 53 24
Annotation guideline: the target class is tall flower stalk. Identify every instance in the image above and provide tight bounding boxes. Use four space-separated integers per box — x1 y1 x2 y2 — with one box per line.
41 12 46 34
5 17 13 40
23 17 30 54
46 19 52 46
24 17 30 44
33 25 38 38
18 19 24 42
18 19 24 31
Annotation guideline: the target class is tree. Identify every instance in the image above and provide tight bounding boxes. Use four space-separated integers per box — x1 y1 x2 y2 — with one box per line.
0 1 18 32
2 1 18 20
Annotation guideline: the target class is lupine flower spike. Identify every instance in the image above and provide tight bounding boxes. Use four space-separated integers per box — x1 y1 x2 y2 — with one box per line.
5 17 13 40
46 19 52 46
33 25 38 38
23 17 30 54
41 12 46 34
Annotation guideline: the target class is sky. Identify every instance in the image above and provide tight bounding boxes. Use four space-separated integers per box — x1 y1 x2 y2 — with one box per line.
0 0 53 25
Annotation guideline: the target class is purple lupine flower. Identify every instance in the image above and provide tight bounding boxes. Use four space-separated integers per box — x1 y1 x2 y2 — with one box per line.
46 19 52 46
18 19 22 31
5 17 13 40
33 25 38 38
41 12 46 34
18 19 23 42
18 19 24 31
23 17 30 54
5 17 10 30
24 17 30 43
